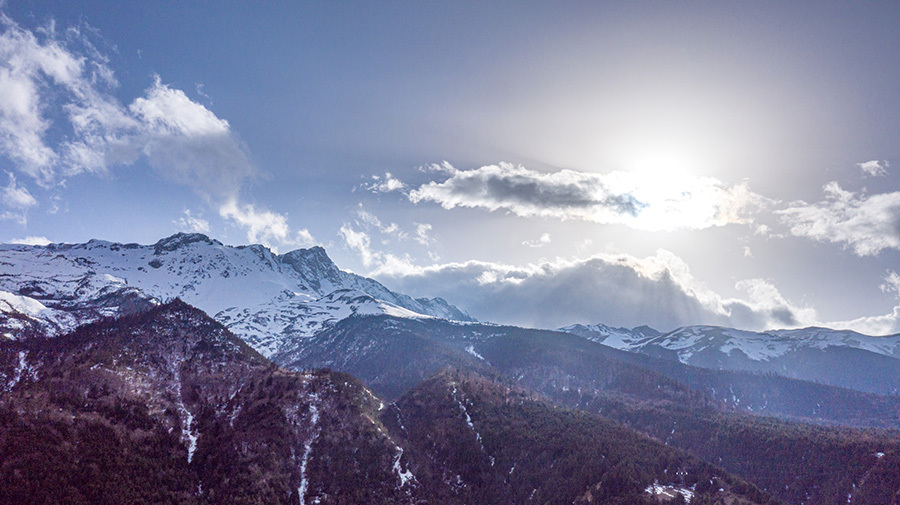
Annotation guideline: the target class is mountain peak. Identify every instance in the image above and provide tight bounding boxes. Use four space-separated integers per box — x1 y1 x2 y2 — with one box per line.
152 232 220 253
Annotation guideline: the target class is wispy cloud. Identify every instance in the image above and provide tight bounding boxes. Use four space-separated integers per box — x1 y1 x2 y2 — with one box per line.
356 207 406 240
523 233 551 248
363 172 406 193
1 172 37 223
777 182 900 256
173 209 210 234
0 15 305 247
219 199 316 251
339 224 376 267
399 162 765 232
414 222 434 246
857 159 889 177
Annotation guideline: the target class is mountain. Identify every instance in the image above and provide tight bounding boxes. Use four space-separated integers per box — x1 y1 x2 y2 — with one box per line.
562 323 900 395
0 300 425 505
280 314 900 429
0 300 781 505
268 312 900 504
384 369 776 505
0 233 472 356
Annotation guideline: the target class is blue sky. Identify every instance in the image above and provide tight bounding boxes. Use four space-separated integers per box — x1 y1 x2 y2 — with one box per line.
3 1 900 333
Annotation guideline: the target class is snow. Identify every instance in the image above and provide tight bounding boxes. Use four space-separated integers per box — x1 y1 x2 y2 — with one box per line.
451 384 492 464
171 364 198 463
5 351 27 390
465 345 486 361
562 321 900 365
0 235 467 355
644 481 695 503
297 395 321 505
392 447 415 487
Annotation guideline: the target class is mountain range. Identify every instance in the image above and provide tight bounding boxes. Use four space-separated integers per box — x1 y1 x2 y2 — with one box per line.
0 233 471 356
3 233 900 504
561 323 900 396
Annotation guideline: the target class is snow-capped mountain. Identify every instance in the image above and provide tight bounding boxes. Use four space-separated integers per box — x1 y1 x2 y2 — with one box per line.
561 322 900 395
0 233 472 356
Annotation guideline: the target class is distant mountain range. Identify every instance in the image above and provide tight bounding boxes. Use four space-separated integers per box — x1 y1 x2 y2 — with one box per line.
561 323 900 396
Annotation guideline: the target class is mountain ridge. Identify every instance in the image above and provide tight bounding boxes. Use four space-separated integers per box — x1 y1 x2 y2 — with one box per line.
0 233 473 357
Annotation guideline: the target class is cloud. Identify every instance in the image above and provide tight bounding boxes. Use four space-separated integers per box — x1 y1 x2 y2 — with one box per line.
219 199 316 251
824 271 900 335
363 172 406 193
414 222 434 246
339 224 376 267
371 249 815 331
9 235 50 246
356 207 406 240
404 162 765 232
1 172 37 223
0 15 307 248
857 160 889 177
523 232 551 248
777 182 900 256
173 209 210 234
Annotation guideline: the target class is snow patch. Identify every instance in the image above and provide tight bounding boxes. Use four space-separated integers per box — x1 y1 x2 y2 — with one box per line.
644 481 695 503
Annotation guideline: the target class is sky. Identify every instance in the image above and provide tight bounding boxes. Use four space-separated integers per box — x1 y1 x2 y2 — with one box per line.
2 1 900 334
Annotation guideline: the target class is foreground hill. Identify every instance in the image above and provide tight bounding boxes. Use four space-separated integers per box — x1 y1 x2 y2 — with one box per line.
0 301 421 505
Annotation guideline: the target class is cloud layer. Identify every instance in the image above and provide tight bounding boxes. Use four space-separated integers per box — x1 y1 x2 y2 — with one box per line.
401 162 765 232
372 249 816 332
778 182 900 256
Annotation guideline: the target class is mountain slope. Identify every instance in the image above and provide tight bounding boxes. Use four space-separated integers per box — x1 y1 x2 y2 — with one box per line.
0 233 472 356
0 301 422 505
382 369 776 505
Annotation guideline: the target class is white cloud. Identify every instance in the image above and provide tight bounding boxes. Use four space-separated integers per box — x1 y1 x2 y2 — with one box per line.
9 235 50 246
1 172 36 209
219 199 315 252
173 209 210 234
371 249 815 331
824 271 900 335
857 160 889 177
405 162 765 232
777 182 900 256
0 15 312 249
743 245 753 257
364 172 406 193
339 224 376 267
1 172 37 223
880 271 900 296
414 222 434 246
219 199 317 251
523 232 551 248
356 207 406 240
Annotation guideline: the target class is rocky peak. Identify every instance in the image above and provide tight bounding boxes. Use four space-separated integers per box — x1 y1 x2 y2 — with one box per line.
152 232 221 254
279 246 342 291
